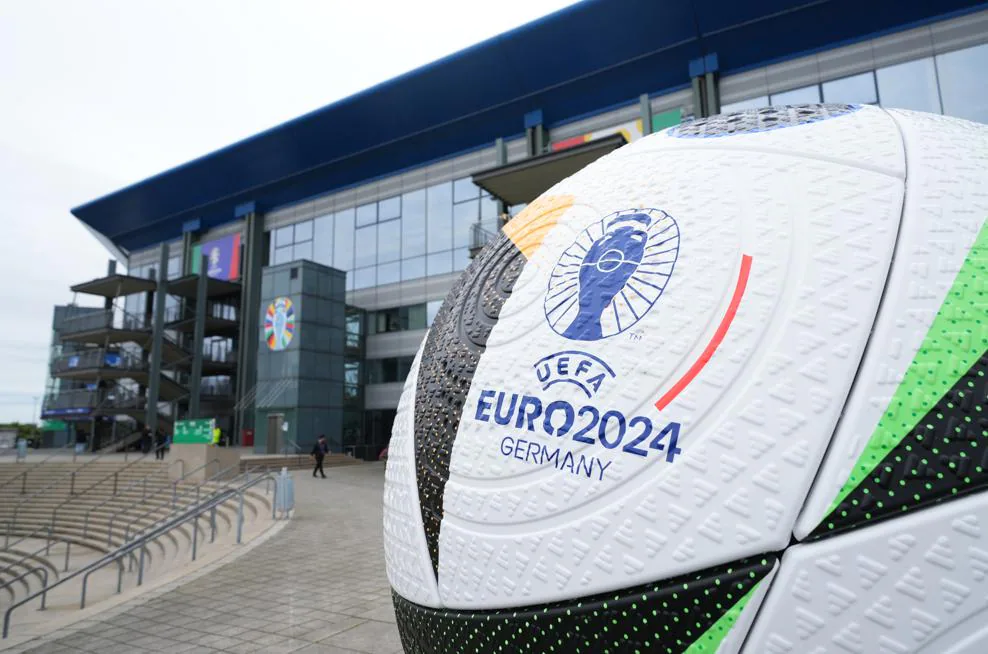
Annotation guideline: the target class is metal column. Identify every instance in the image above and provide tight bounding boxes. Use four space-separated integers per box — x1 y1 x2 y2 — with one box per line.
145 243 169 436
640 94 653 136
494 137 508 218
104 260 116 311
187 255 209 418
688 54 720 118
234 203 263 445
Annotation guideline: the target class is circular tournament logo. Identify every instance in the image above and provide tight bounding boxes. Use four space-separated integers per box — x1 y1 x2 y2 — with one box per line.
545 208 680 341
264 297 296 351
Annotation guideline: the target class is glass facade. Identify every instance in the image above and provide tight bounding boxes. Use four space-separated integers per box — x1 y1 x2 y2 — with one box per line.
267 178 496 289
721 43 988 126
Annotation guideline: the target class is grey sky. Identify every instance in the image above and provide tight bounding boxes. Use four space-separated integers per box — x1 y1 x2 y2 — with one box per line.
0 0 577 423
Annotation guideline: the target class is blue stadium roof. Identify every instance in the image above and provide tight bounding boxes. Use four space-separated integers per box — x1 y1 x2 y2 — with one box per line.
72 0 986 253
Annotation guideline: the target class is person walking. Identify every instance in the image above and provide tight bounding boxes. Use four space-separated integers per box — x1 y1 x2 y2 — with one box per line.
154 429 167 460
311 435 329 479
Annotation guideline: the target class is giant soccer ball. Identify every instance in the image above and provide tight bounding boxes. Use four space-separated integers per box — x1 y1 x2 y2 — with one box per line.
384 105 988 654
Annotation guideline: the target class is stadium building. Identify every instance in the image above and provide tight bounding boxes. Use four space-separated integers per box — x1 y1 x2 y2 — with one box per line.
42 0 988 458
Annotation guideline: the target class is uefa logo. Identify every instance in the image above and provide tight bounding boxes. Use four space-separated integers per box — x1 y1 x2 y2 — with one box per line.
544 208 680 341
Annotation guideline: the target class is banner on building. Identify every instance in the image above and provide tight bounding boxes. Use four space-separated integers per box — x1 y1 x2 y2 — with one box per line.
191 233 242 281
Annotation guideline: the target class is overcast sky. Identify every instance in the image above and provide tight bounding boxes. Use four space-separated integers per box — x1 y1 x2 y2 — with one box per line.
0 0 578 423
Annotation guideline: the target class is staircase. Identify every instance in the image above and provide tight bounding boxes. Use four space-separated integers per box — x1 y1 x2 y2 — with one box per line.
0 458 275 623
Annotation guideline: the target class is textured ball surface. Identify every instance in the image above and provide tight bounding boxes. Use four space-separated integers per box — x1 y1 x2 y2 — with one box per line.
383 105 988 653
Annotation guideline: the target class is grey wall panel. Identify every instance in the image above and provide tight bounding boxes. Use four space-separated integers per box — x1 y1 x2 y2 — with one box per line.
365 382 405 410
366 329 429 360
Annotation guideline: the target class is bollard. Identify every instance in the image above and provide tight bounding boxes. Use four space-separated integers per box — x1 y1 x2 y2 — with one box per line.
45 525 52 556
63 541 71 572
116 561 124 594
210 507 216 543
236 492 244 544
192 516 199 561
137 544 146 586
70 471 76 496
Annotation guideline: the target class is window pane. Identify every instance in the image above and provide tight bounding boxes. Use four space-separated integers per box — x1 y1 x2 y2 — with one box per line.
402 256 426 281
407 304 427 330
354 266 376 290
356 202 377 227
398 356 413 382
292 241 312 262
936 43 988 124
313 213 334 267
354 225 377 268
453 247 471 272
453 199 478 250
721 96 768 113
426 300 442 326
378 261 401 286
274 225 294 248
509 203 527 217
822 72 877 104
453 177 479 203
427 250 452 276
273 246 293 265
367 360 383 384
379 196 401 221
427 182 453 253
334 208 355 270
770 85 820 105
480 196 499 223
876 57 941 114
294 220 313 242
401 189 427 258
377 221 401 263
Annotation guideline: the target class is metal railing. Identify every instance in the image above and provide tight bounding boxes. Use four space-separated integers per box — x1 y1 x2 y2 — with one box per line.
0 456 234 580
3 441 167 550
165 300 239 324
1 470 284 638
0 441 81 494
50 348 145 376
59 308 149 337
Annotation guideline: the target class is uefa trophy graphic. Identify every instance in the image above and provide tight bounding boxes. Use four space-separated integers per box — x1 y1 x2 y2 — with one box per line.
546 209 679 342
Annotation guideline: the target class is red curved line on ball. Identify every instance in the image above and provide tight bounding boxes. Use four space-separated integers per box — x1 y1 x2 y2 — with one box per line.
654 254 753 412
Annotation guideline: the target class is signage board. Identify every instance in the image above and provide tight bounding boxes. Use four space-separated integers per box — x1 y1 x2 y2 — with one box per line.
173 418 215 444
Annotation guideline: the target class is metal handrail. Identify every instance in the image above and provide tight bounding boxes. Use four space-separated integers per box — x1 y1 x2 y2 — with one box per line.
0 457 217 579
3 441 166 554
118 460 248 547
3 472 281 638
78 457 188 539
0 441 79 494
0 567 49 610
47 442 168 535
110 458 223 546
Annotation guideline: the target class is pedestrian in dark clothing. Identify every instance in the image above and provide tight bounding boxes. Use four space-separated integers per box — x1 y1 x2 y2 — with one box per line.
311 435 329 478
154 430 167 460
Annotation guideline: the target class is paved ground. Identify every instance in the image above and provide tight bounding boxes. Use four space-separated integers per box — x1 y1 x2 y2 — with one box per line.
8 464 402 654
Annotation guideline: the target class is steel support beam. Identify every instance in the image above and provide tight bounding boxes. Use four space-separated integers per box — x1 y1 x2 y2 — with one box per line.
234 208 264 446
640 93 653 136
145 243 169 436
704 71 720 117
187 255 209 418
